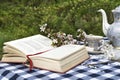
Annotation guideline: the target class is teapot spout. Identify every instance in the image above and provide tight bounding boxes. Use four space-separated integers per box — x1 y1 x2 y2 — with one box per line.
98 9 110 36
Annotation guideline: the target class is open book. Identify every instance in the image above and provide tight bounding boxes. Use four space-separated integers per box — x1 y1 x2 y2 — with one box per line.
1 34 89 73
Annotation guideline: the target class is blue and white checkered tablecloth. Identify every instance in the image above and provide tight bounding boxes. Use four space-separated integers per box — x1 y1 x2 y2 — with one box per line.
0 55 120 80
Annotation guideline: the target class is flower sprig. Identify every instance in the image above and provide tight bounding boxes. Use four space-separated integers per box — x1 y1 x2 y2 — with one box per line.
40 23 86 47
76 29 86 41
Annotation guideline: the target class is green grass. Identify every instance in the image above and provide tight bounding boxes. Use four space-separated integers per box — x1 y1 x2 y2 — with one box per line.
1 0 120 60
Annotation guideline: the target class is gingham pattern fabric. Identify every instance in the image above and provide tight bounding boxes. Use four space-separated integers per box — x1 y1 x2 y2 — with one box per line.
0 55 120 80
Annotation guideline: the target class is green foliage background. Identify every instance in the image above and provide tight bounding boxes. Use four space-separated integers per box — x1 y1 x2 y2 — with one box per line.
0 0 120 57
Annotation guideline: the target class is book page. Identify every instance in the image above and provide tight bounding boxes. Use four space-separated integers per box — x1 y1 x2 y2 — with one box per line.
3 46 24 56
1 56 26 62
33 45 86 60
4 34 54 55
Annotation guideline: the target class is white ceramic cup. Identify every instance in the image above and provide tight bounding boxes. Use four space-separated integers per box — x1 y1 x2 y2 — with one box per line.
85 35 103 51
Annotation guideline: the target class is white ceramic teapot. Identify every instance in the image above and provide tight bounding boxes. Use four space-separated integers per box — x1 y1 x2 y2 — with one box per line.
98 6 120 49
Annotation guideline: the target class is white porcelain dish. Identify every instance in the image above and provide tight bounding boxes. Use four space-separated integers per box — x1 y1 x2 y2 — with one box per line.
86 46 103 54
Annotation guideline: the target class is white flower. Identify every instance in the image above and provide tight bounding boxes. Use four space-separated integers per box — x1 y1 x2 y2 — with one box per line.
69 39 77 44
73 39 77 43
44 23 47 27
40 23 47 32
47 33 51 37
77 29 81 32
52 39 58 43
40 26 46 32
64 40 68 45
77 34 81 38
67 34 73 40
57 32 66 38
82 31 87 36
62 33 66 36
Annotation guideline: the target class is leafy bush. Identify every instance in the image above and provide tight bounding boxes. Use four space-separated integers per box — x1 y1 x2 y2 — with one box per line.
0 0 120 55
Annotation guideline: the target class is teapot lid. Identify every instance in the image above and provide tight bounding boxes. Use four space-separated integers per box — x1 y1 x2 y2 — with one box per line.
112 6 120 13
